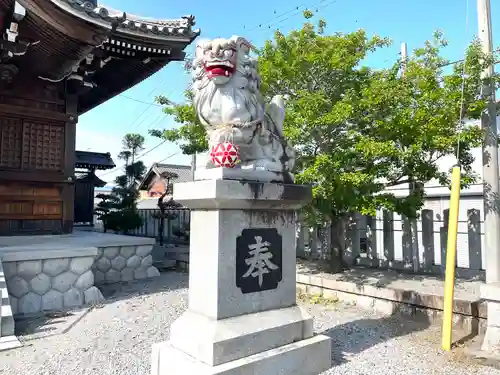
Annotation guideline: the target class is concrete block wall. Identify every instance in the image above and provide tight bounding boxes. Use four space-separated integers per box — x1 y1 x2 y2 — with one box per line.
3 250 105 315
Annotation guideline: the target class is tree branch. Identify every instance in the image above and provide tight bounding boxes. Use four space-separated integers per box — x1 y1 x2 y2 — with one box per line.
384 179 411 187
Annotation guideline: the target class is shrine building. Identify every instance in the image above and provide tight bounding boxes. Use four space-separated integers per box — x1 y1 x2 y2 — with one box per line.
0 1 199 348
0 0 199 236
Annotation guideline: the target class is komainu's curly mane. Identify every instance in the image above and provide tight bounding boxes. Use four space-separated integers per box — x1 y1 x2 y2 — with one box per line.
191 36 296 177
192 37 265 130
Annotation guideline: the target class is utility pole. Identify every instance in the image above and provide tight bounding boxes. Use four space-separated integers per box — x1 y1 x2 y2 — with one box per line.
478 0 500 353
401 42 421 273
400 42 408 75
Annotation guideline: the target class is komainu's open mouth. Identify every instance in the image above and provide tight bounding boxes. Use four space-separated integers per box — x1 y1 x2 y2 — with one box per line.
204 60 235 78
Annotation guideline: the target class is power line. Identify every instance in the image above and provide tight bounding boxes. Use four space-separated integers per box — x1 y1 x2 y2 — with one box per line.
102 150 181 184
254 0 339 33
138 140 167 159
244 3 307 32
119 94 162 107
99 88 176 181
149 115 169 130
126 75 172 131
99 140 167 178
131 85 179 132
133 111 162 131
124 84 163 130
438 46 500 68
129 100 159 131
157 151 181 164
243 0 338 33
113 49 500 111
100 83 177 179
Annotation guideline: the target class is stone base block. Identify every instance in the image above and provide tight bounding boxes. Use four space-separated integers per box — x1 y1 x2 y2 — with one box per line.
0 336 22 351
481 325 500 354
481 283 500 354
194 167 291 183
152 334 331 375
169 306 313 366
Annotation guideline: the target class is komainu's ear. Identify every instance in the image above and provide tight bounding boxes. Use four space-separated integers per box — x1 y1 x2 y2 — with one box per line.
230 36 253 55
195 39 210 61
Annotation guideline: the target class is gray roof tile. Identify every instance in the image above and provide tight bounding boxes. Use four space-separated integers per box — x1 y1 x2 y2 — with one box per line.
53 1 200 40
75 150 115 170
153 164 192 183
138 163 192 191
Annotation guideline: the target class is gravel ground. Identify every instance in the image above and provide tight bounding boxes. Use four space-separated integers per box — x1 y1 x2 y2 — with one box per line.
0 272 497 375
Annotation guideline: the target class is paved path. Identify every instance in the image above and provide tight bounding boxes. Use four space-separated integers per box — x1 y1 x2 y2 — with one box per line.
0 272 496 375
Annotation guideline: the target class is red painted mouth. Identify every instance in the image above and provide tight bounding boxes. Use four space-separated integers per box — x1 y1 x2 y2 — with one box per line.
205 64 235 79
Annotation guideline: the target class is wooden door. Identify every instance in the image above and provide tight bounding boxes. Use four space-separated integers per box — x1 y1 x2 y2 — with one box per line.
0 116 72 235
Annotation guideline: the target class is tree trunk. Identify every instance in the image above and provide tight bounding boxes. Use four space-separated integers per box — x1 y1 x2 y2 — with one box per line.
295 212 306 259
158 217 165 246
157 191 168 246
329 215 349 273
409 181 423 273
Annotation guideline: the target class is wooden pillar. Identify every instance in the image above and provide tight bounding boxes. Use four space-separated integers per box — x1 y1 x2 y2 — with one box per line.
61 94 77 233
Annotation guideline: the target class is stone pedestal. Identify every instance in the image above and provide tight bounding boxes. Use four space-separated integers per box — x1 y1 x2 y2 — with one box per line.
151 179 331 375
481 283 500 354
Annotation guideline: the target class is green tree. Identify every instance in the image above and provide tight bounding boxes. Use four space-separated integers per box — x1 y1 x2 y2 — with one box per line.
95 133 146 234
149 91 207 155
152 171 183 246
150 16 498 271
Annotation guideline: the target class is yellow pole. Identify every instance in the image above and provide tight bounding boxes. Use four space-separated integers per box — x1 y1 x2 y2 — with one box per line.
442 165 461 351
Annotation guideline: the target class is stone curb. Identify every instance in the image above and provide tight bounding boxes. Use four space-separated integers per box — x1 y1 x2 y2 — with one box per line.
296 272 486 317
296 272 486 332
1 247 98 262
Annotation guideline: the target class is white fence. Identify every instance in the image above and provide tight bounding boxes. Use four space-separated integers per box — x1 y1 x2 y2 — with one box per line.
296 194 485 278
93 194 485 278
93 208 190 244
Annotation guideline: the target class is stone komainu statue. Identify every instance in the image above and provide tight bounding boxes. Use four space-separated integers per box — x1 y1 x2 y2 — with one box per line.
192 36 296 181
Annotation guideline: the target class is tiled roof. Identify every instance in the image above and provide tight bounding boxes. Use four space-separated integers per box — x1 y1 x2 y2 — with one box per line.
75 151 116 170
76 170 107 187
138 163 192 191
52 0 200 41
153 164 192 183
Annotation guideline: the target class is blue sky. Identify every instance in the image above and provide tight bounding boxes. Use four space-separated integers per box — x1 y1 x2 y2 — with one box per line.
81 0 499 184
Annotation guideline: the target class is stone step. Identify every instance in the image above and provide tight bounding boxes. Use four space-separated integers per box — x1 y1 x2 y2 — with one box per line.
165 249 189 261
168 253 189 262
155 259 177 271
0 259 21 351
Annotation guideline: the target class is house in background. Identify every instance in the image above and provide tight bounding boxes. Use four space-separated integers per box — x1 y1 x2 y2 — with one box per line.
137 163 193 209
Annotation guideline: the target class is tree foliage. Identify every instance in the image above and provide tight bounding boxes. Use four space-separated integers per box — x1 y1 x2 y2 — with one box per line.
150 91 207 155
150 16 499 226
95 133 146 234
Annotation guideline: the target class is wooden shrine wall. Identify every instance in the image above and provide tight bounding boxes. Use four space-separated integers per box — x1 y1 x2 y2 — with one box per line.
0 77 76 235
